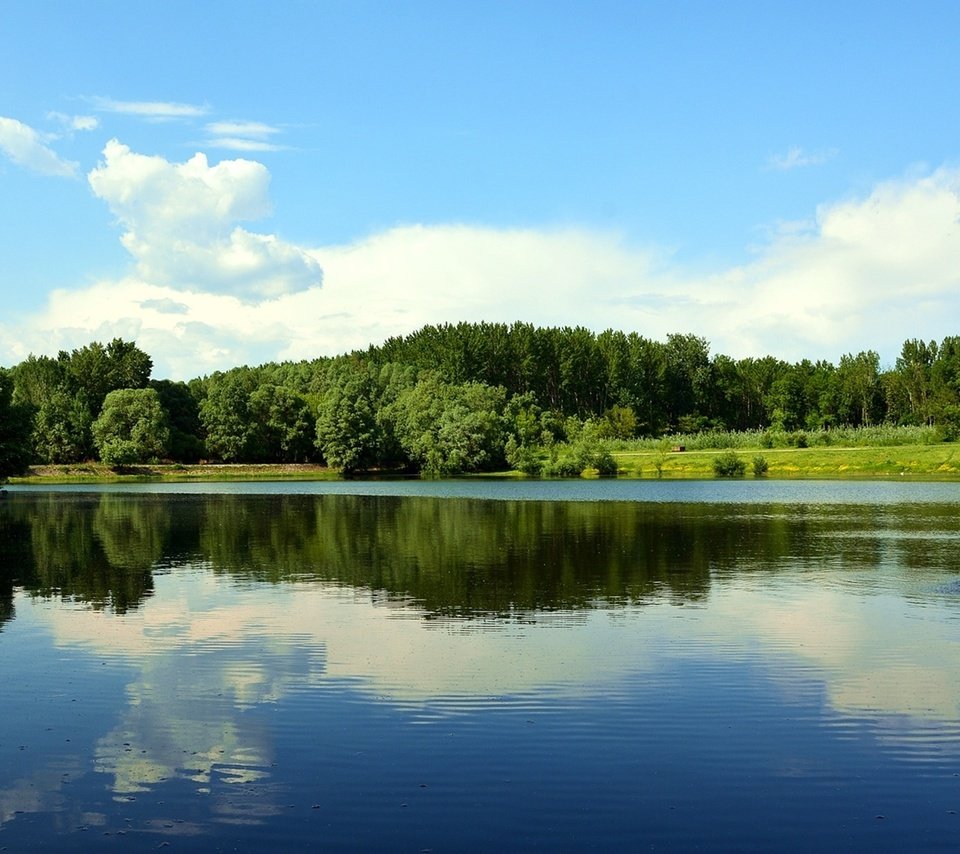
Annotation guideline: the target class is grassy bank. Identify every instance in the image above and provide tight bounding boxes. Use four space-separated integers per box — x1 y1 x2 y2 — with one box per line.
612 442 960 479
9 462 342 484
7 441 960 484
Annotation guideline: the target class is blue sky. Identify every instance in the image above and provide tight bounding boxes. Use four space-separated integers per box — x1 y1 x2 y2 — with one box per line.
2 1 959 379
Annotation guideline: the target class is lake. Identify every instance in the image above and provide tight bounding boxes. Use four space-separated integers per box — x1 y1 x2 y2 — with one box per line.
1 480 959 850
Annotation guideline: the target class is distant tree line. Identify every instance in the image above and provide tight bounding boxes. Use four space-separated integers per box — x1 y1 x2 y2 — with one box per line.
2 323 960 478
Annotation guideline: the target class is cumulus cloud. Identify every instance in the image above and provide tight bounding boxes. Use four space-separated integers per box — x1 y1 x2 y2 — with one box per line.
6 159 960 379
709 167 960 358
87 140 322 298
767 145 839 171
0 116 77 176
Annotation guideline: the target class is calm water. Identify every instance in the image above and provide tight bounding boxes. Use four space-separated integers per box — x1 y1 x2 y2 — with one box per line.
1 481 959 851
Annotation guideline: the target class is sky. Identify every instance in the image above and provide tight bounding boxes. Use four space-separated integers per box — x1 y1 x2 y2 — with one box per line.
2 1 959 380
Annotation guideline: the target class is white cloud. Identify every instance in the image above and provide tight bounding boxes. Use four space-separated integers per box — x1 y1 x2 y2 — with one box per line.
6 155 960 379
205 121 279 138
87 140 321 298
0 116 77 176
204 120 286 152
710 167 960 358
89 97 209 119
206 137 286 152
47 111 99 132
768 145 839 171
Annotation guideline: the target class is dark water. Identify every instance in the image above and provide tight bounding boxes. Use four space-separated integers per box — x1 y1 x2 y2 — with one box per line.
1 482 959 851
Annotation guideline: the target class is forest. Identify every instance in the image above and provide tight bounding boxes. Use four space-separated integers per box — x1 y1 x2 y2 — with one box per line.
1 322 959 479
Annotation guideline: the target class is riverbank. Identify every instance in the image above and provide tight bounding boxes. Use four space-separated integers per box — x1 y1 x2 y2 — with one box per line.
7 442 960 483
9 462 343 484
612 442 960 479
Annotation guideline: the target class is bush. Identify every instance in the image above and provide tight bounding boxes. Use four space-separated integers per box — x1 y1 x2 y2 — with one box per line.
752 455 769 477
505 436 544 476
591 448 619 476
544 451 587 477
713 450 746 478
543 439 618 477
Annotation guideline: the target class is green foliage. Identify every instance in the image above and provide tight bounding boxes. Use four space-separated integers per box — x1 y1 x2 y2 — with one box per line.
66 338 153 415
249 384 316 462
11 326 960 476
713 450 746 478
0 369 32 479
752 455 769 477
935 404 960 442
543 434 618 477
613 423 941 452
836 350 882 426
150 379 204 462
385 374 507 476
597 404 638 439
505 435 544 476
92 388 170 467
591 447 619 476
315 362 385 473
199 370 260 462
32 390 94 463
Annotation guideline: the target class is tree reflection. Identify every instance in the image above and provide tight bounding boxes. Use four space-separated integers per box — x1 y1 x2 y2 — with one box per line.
3 491 957 618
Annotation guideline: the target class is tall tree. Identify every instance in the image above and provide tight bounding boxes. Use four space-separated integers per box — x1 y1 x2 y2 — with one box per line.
315 360 385 473
92 388 170 467
894 339 937 425
0 369 32 480
199 369 260 462
836 351 882 426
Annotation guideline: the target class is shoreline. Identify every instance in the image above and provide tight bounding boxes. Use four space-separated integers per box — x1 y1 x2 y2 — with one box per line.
6 441 960 483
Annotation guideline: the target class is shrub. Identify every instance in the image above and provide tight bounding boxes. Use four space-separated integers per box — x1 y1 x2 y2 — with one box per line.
713 450 746 478
591 448 619 476
505 436 544 476
543 439 618 477
752 455 769 477
544 452 586 477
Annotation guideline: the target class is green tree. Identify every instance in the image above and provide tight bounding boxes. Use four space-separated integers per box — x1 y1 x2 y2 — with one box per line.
893 339 937 425
199 370 260 461
66 338 153 415
150 379 204 462
92 388 170 467
664 333 712 430
32 390 93 463
248 383 316 462
836 350 881 426
386 374 507 475
924 336 960 437
0 369 32 480
315 361 384 473
597 404 638 439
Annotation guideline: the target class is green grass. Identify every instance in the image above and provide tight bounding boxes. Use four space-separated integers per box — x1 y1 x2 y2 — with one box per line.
10 462 342 484
612 424 942 452
9 434 960 484
613 442 960 479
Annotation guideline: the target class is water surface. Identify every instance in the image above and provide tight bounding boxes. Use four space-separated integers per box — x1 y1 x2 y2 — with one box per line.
1 482 958 850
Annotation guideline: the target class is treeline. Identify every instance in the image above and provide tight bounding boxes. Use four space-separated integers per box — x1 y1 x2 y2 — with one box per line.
2 323 960 478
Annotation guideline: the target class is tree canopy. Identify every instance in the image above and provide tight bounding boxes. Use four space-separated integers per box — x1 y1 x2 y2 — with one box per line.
4 326 960 476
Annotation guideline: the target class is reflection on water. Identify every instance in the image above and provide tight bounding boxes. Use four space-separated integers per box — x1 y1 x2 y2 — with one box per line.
1 487 959 850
